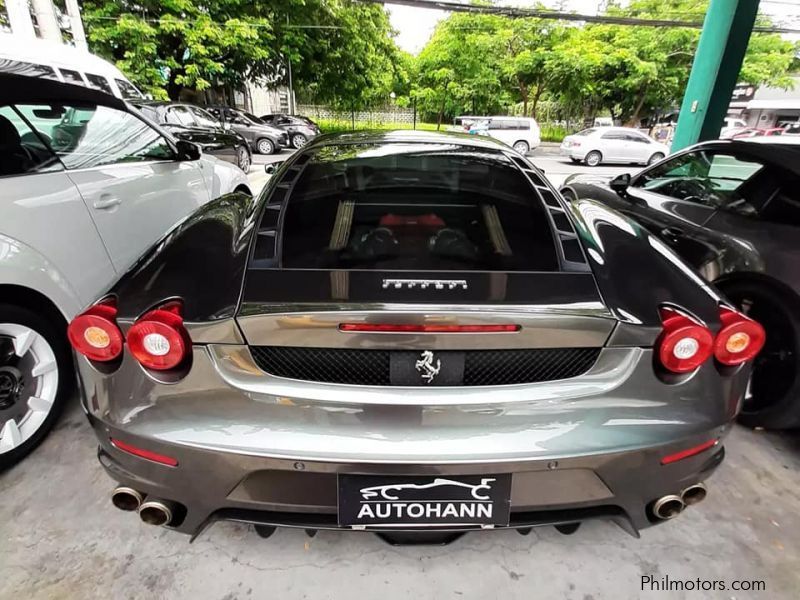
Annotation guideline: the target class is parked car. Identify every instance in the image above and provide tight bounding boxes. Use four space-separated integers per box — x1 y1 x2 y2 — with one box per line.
561 140 800 429
454 115 541 154
70 130 759 543
132 102 253 173
257 113 320 148
720 117 748 138
0 74 251 468
205 105 288 154
560 127 669 166
0 33 143 100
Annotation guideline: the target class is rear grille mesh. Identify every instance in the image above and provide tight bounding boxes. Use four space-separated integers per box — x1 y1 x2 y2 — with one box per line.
249 346 600 386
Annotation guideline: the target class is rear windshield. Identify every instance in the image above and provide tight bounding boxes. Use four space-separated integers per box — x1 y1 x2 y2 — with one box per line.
277 143 558 271
574 128 595 136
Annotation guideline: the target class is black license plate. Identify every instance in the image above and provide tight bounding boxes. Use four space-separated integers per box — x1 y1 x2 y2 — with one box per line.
338 474 512 527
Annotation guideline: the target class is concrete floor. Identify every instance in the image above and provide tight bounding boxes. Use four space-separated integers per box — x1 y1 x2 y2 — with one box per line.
2 397 799 600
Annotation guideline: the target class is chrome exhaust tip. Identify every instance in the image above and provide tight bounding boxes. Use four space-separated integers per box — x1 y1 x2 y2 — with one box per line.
138 499 174 527
652 495 685 520
681 483 707 506
111 487 144 512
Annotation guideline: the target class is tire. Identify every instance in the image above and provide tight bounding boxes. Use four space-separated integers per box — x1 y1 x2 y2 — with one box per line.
236 146 251 173
0 304 71 469
256 138 274 155
584 151 602 167
512 140 530 155
720 280 800 429
648 152 665 165
291 134 308 149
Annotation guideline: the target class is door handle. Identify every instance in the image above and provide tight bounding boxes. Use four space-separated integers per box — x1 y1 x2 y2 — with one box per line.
93 195 121 210
661 226 685 238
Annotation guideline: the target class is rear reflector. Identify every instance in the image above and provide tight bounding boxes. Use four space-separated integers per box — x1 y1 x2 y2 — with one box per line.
338 323 521 333
714 306 766 366
67 300 124 362
110 438 178 466
661 439 719 465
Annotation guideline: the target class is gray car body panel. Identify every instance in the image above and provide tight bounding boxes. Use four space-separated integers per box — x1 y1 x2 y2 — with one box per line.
77 132 745 537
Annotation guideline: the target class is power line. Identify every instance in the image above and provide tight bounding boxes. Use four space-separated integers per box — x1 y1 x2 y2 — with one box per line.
362 0 800 33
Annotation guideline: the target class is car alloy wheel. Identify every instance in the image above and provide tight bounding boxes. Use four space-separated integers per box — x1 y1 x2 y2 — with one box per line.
512 141 530 155
585 151 602 167
237 146 251 173
648 152 665 165
0 323 59 456
257 139 274 155
292 134 308 149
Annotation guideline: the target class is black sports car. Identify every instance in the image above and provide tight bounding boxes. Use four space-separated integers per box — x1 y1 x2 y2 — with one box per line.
132 101 252 172
561 140 800 429
69 131 762 543
205 106 288 154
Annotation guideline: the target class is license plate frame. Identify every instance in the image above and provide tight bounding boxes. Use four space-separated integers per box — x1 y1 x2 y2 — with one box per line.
338 474 512 528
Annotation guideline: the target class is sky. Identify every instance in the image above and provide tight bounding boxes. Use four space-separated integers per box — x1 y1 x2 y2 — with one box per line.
387 0 800 54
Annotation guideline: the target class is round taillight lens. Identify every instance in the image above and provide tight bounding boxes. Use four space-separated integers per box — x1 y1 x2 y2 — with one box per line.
67 303 124 362
126 309 190 371
714 307 766 366
657 309 714 373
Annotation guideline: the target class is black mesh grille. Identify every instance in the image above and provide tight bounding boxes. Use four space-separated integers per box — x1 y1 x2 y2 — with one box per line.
250 346 600 386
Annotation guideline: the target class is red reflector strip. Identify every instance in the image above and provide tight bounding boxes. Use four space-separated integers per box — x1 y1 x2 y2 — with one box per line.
660 439 718 465
338 323 521 333
110 438 178 467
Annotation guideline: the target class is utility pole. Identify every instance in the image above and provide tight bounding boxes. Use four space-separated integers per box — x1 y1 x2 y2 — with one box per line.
64 0 88 50
30 0 62 43
672 0 760 151
6 0 36 38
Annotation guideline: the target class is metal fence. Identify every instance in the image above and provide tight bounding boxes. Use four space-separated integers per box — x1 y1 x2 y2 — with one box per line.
297 104 416 125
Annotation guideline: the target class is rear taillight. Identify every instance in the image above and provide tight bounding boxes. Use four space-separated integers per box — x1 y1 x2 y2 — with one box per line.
714 306 765 366
67 300 124 362
656 307 714 373
126 303 190 371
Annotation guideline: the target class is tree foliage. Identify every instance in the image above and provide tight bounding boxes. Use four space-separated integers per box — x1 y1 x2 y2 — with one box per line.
415 0 798 124
82 0 403 106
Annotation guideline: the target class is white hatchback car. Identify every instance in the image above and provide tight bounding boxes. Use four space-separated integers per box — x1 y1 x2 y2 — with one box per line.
560 127 669 167
0 74 251 467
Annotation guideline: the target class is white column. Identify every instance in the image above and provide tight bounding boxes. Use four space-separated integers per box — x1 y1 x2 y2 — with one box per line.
6 0 37 39
30 0 63 43
64 0 88 50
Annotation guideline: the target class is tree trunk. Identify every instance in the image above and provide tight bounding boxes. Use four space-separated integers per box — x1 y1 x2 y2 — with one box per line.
437 83 449 131
626 88 648 127
530 87 543 120
518 81 528 117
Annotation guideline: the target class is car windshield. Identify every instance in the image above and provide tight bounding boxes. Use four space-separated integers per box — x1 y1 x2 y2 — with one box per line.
278 143 559 271
574 129 595 136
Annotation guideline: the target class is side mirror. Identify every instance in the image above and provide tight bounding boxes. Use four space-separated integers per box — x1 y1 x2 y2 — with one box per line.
609 173 631 194
265 161 284 175
176 140 201 161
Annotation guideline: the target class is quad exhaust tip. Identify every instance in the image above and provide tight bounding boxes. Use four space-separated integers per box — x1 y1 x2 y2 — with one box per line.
652 494 685 520
138 499 174 527
681 482 707 506
111 487 144 512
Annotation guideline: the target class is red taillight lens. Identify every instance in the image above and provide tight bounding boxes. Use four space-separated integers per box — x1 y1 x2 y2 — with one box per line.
67 301 124 362
338 323 520 333
714 306 765 366
126 304 190 371
656 308 714 373
110 438 178 466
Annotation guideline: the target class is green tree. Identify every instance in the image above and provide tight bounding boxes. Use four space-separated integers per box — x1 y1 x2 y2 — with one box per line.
82 0 402 107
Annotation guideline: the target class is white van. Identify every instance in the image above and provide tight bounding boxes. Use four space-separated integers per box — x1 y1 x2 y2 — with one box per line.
454 115 541 154
0 34 143 100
